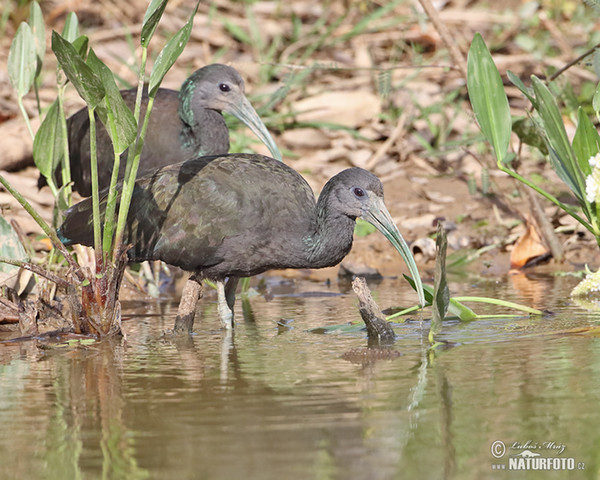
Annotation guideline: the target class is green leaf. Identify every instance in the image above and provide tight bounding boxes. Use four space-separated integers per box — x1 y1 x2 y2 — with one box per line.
61 12 79 42
8 22 37 97
507 70 536 107
467 33 512 164
573 107 600 177
86 49 137 154
29 1 45 77
148 1 199 96
51 31 105 109
0 216 28 273
141 0 168 48
430 224 449 337
33 99 64 179
72 35 89 57
531 76 586 202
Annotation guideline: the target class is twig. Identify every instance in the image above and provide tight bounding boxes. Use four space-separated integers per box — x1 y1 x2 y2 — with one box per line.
416 0 468 81
351 276 395 343
367 106 411 170
525 188 564 262
0 256 72 288
548 41 600 82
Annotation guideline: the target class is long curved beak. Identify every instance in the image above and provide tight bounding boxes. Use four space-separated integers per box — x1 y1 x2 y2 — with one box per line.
362 196 425 307
225 96 282 162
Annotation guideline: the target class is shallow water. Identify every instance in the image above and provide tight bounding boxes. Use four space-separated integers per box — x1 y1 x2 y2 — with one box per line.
1 273 600 479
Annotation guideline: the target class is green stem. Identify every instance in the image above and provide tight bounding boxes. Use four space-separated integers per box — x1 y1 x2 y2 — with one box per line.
452 296 543 315
0 174 82 280
386 304 424 321
16 95 35 141
499 162 599 237
114 95 155 250
102 151 121 257
57 86 72 204
113 46 148 261
87 108 102 265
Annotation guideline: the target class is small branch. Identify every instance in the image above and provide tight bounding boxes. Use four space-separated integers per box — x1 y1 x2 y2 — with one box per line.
548 41 600 82
0 174 84 280
525 188 564 262
352 276 395 343
0 256 72 288
416 0 468 82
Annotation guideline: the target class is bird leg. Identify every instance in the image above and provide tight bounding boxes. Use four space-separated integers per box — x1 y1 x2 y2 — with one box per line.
173 274 203 334
216 276 239 329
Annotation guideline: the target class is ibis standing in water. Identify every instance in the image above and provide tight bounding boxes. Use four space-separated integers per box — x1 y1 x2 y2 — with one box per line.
41 64 281 195
58 154 425 333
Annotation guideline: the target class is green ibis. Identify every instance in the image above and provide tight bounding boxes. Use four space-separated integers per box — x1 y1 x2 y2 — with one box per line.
57 154 424 333
42 64 281 196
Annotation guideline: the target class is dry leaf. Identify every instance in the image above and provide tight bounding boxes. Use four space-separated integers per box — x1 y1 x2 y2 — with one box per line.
510 222 550 269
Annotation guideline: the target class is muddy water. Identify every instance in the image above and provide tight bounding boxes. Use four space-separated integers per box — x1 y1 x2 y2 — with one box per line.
1 273 600 479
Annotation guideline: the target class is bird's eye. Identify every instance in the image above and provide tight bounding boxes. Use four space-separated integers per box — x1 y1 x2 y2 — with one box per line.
353 187 365 198
219 83 231 92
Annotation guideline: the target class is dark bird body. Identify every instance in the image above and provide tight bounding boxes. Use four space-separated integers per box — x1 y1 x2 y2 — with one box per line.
45 64 280 196
58 154 422 332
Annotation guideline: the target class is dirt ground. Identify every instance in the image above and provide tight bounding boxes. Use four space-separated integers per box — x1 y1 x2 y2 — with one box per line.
1 0 599 297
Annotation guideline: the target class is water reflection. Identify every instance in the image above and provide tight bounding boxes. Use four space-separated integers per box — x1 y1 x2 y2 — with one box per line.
0 274 600 479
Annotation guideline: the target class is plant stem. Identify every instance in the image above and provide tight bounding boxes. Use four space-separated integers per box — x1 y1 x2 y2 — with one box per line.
452 296 543 315
87 107 102 265
114 94 155 251
113 46 148 261
16 96 35 141
102 151 121 257
57 85 72 204
499 162 599 237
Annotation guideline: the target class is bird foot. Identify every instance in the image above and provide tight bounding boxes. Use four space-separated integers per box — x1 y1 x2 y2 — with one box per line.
217 280 234 329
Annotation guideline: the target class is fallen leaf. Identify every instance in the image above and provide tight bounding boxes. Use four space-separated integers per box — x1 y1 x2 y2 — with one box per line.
510 222 550 269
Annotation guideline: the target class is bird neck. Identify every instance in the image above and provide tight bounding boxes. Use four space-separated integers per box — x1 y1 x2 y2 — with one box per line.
303 189 355 268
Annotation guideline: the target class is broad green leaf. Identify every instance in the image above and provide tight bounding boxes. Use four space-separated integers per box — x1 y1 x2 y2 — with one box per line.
62 12 79 42
29 1 45 77
141 0 168 48
467 33 511 164
430 224 449 337
8 22 37 97
33 99 64 179
148 1 199 96
52 31 105 109
0 216 28 273
531 76 586 201
573 107 600 176
507 70 536 107
86 49 137 154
